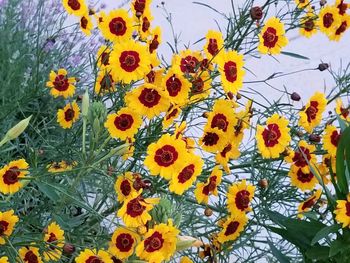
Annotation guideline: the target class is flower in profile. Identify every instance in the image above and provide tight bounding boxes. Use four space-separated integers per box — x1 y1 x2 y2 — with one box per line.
109 40 151 84
328 14 350 41
199 127 227 153
298 92 327 133
256 113 291 159
285 140 317 173
125 83 169 119
19 246 43 263
172 50 203 75
145 68 164 87
138 8 153 40
189 70 212 102
0 210 19 244
335 98 350 121
0 257 8 263
109 227 140 259
217 213 248 243
162 105 182 128
43 222 65 261
216 50 245 95
47 160 75 173
104 107 142 141
194 166 223 204
288 165 318 191
227 179 255 214
162 69 191 106
136 220 179 263
57 101 80 129
168 154 204 195
0 159 29 195
144 134 188 180
122 137 136 160
117 190 159 227
335 194 350 228
114 172 137 203
323 125 341 157
258 17 288 55
295 0 309 8
99 9 133 42
298 189 322 218
215 143 240 173
148 26 162 53
46 68 76 98
204 30 224 61
94 71 115 94
299 12 318 38
80 14 93 36
335 0 349 15
75 249 113 263
62 0 88 16
318 153 336 183
317 5 342 36
96 45 112 69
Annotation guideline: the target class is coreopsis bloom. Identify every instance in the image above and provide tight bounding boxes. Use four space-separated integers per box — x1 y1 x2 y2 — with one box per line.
204 30 224 61
114 172 137 203
299 12 318 38
19 246 43 263
216 50 245 95
168 154 204 195
96 45 112 69
297 189 322 218
125 83 169 118
227 179 255 214
285 140 317 173
109 227 140 259
194 166 223 204
94 72 115 94
318 153 336 182
199 127 227 153
145 68 164 87
256 113 291 159
0 257 8 263
136 221 179 263
323 125 341 156
62 0 88 16
148 26 162 53
43 222 65 261
335 194 350 228
46 68 76 98
162 105 182 128
117 190 159 227
0 210 19 244
131 0 152 18
336 0 349 15
144 134 188 180
104 107 142 141
298 92 327 133
258 17 288 55
295 0 309 8
47 160 74 173
80 14 93 36
215 143 240 173
189 70 212 102
138 8 153 40
217 213 248 243
122 137 136 160
317 5 342 36
172 50 203 75
288 165 318 191
162 69 191 105
0 159 29 194
99 9 133 42
329 14 350 41
336 98 350 121
57 101 80 129
75 249 113 263
109 40 151 84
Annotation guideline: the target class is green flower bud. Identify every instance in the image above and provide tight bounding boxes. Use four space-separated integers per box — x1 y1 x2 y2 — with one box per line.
0 115 32 147
82 89 89 117
176 236 202 251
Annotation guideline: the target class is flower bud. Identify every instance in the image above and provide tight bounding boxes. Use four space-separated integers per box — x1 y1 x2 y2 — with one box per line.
317 63 329 71
137 225 147 235
176 236 203 251
236 93 242 100
258 178 268 189
1 115 32 146
82 89 89 117
227 92 234 100
250 6 263 20
291 92 301 101
309 134 321 143
204 208 213 217
202 112 209 118
63 243 75 254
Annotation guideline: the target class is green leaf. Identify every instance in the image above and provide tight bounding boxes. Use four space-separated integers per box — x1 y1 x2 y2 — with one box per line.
311 224 340 245
280 51 309 60
336 126 350 196
267 240 291 263
329 239 350 257
35 181 60 201
305 245 330 260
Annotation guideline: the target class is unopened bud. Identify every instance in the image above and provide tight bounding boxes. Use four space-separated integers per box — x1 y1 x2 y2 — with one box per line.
236 93 242 100
250 6 263 20
82 89 89 117
227 92 234 100
202 112 209 118
291 92 301 101
258 178 268 189
88 9 95 15
309 134 321 143
296 131 304 137
63 243 75 254
137 225 147 235
0 115 32 147
317 63 329 71
176 236 203 251
204 207 213 217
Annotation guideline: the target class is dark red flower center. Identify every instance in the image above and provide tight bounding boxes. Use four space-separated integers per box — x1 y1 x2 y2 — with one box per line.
0 221 9 235
86 256 103 263
146 70 155 83
207 38 218 56
47 232 58 250
154 145 178 167
301 196 317 210
292 146 311 167
323 13 334 28
165 108 178 120
53 74 69 91
220 144 232 158
337 1 348 15
24 251 39 263
224 221 239 236
116 233 134 252
211 114 229 131
202 132 219 146
64 108 75 122
114 113 134 131
330 130 341 147
134 0 146 13
191 77 204 94
149 35 159 53
346 202 350 217
3 166 20 185
304 19 315 32
177 164 195 183
166 75 182 97
68 0 81 10
119 51 140 72
100 52 110 66
138 88 161 108
80 16 88 29
126 197 146 217
263 27 278 48
120 179 132 196
109 17 127 36
306 101 319 122
336 21 348 36
296 169 314 183
224 61 237 82
340 106 350 119
144 231 164 252
262 123 281 147
202 176 217 195
180 55 200 73
142 17 151 32
235 190 250 211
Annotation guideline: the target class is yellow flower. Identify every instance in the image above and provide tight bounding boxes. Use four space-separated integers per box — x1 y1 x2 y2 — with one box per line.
285 140 317 173
109 227 140 259
217 213 248 243
335 98 350 121
162 68 191 106
289 164 318 191
144 134 188 180
299 12 318 38
145 68 164 87
168 153 204 195
137 8 153 40
204 30 224 61
47 160 75 173
122 137 136 160
148 26 162 53
114 172 137 203
258 17 288 55
80 14 93 36
256 113 291 159
109 40 151 84
328 14 350 41
298 189 322 218
131 0 152 18
323 125 341 157
298 91 327 133
162 105 182 128
335 194 350 228
199 127 228 153
227 179 255 214
57 101 80 129
62 0 88 16
189 70 212 102
215 143 240 173
94 71 116 94
46 68 76 98
136 220 179 263
194 166 222 204
0 257 8 263
318 153 336 183
96 45 112 69
295 0 310 8
117 190 159 227
216 50 245 95
19 246 43 263
43 222 65 261
318 5 342 37
172 49 203 75
0 210 19 245
0 159 29 195
99 9 133 43
75 249 113 263
104 107 142 141
335 0 349 15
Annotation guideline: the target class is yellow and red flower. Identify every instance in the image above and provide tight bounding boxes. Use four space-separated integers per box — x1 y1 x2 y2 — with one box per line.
109 227 140 259
317 5 342 36
299 12 318 38
96 45 112 69
99 9 133 42
298 92 327 133
227 179 255 214
137 8 153 40
204 30 224 61
0 210 19 245
285 140 317 173
199 127 227 153
131 0 152 18
0 159 29 195
43 222 65 261
258 17 288 55
94 71 115 94
256 113 291 159
217 213 248 243
114 172 137 203
46 68 76 98
145 68 164 87
80 14 93 36
336 0 349 15
19 246 43 263
298 189 322 218
329 14 350 41
288 164 318 191
215 143 240 173
162 69 191 106
75 249 113 263
57 101 80 129
62 0 88 16
323 125 341 157
47 160 75 173
162 105 182 128
336 98 350 121
194 166 223 204
172 50 203 75
148 26 162 54
189 70 212 102
335 194 350 228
